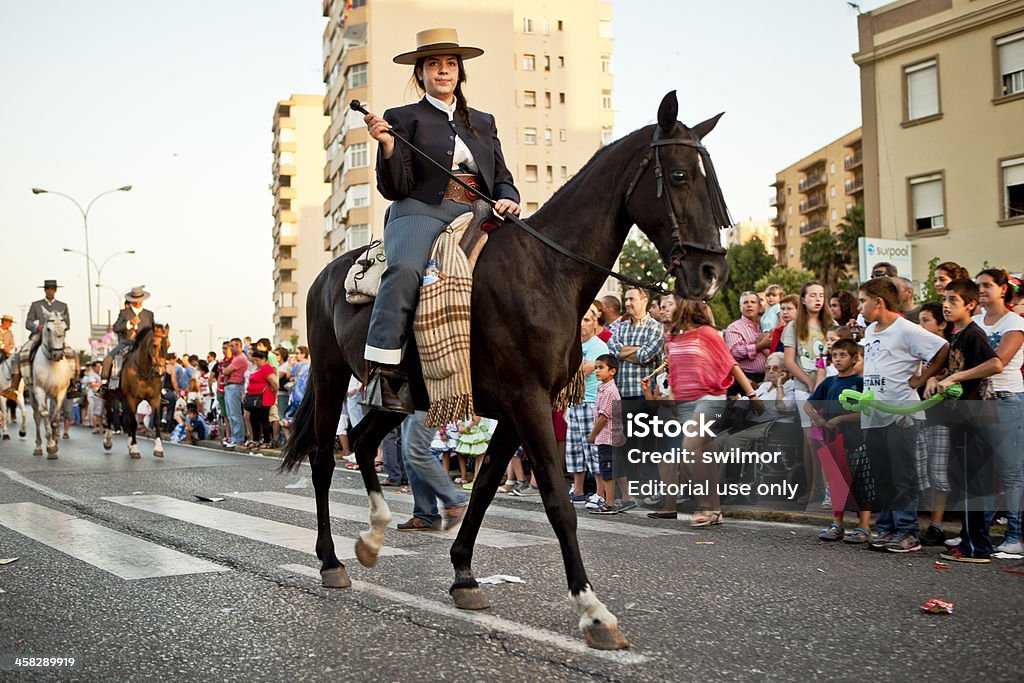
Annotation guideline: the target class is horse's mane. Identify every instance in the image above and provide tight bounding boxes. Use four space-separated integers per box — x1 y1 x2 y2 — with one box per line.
134 326 155 348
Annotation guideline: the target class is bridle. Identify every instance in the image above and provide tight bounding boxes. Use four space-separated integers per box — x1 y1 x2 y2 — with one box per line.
623 127 729 293
41 319 67 362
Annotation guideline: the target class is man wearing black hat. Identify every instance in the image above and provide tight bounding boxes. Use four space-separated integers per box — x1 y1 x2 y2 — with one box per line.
100 286 155 395
14 279 71 389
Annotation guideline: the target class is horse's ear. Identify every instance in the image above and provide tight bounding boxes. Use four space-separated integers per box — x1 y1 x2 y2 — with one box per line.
692 112 724 140
657 91 678 135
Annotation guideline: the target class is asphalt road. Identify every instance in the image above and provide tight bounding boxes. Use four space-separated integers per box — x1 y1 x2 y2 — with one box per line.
1 425 1021 682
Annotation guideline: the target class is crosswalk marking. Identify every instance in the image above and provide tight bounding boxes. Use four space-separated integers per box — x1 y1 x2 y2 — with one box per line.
279 563 650 665
102 494 414 560
329 487 694 538
0 502 227 580
223 491 558 549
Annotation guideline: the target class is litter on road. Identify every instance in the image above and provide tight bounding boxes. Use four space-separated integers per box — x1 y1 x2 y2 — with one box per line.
476 575 525 585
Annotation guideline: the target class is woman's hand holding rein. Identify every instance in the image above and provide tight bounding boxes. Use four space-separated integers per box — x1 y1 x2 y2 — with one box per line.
364 113 395 158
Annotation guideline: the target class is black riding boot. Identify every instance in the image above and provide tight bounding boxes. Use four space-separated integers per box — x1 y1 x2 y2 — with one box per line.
360 362 413 414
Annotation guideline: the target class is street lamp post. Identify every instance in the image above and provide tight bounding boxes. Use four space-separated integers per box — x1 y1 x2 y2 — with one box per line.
62 248 135 326
180 329 192 355
33 185 132 329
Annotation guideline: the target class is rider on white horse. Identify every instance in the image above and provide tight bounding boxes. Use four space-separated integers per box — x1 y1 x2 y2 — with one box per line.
12 279 72 390
99 286 155 397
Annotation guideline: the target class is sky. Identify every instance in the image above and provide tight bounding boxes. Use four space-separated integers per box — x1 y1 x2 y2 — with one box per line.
0 0 892 352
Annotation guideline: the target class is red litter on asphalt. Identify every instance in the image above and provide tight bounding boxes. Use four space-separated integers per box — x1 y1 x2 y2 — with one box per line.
934 562 950 569
921 598 954 614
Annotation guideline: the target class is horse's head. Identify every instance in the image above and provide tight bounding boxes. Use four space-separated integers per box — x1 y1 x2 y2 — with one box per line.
44 312 68 347
624 91 731 300
151 325 170 369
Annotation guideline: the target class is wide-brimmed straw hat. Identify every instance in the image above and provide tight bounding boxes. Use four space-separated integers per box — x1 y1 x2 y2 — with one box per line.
393 28 483 65
1 314 13 323
124 285 151 303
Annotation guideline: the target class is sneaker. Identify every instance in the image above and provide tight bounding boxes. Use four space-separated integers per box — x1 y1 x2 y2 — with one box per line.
940 547 991 563
820 495 832 510
943 536 962 548
616 499 638 512
920 525 947 547
884 534 922 553
511 485 540 497
993 540 1024 554
869 531 895 551
589 503 620 515
818 523 845 541
506 481 530 496
569 492 588 505
585 495 605 510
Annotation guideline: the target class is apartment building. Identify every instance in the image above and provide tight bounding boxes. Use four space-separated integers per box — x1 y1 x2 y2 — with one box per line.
854 0 1024 283
770 128 864 268
320 0 614 259
722 219 777 255
271 94 330 347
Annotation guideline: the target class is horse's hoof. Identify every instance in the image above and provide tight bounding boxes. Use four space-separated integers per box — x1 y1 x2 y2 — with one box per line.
33 447 42 456
103 441 112 450
2 434 9 440
354 537 378 568
153 451 164 458
130 452 141 459
320 566 351 588
19 431 26 438
451 587 491 610
582 623 630 650
47 453 58 460
46 445 58 456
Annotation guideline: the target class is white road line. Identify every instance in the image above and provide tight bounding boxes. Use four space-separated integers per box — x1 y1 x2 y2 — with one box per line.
279 563 650 665
223 491 558 550
0 502 227 580
0 466 80 503
330 487 694 538
102 494 413 560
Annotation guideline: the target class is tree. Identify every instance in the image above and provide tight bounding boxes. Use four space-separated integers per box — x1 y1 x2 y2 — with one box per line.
753 266 817 297
708 237 774 328
800 229 852 291
616 228 670 297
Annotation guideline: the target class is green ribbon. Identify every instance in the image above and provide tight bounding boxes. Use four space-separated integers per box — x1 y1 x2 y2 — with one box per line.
839 383 962 416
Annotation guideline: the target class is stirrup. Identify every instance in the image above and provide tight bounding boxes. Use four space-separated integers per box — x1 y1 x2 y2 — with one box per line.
360 363 413 414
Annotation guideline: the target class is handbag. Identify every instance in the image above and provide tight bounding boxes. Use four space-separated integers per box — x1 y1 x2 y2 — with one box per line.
243 385 270 410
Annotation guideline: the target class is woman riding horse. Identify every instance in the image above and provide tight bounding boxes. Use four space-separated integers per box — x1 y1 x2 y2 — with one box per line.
361 28 520 412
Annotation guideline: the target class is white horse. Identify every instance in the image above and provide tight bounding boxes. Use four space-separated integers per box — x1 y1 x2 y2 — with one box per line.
28 313 75 458
0 355 27 440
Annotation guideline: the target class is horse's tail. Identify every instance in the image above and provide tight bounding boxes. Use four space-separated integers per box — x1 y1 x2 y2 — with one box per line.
279 383 316 473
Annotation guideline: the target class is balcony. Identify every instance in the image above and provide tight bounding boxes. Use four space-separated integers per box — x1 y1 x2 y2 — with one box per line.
845 176 864 195
800 219 827 235
276 258 298 271
844 151 863 171
798 195 826 215
798 173 826 194
769 191 784 208
772 214 786 227
275 306 299 319
798 157 826 174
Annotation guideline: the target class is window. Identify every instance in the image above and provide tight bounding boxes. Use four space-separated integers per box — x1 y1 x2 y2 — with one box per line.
544 128 552 146
600 54 611 74
560 165 568 178
544 91 551 108
601 126 614 146
347 62 368 89
544 55 550 71
346 183 370 210
524 165 538 182
279 128 294 143
559 92 566 104
542 19 550 35
909 173 944 232
279 151 294 165
558 20 563 31
523 90 536 107
351 0 366 7
546 165 553 183
830 185 836 198
831 209 837 221
904 59 939 121
346 224 370 251
558 56 565 67
559 129 567 142
601 90 612 110
997 31 1024 97
829 162 836 175
279 174 291 187
522 54 535 71
523 18 534 33
341 103 364 137
526 202 539 214
1002 157 1024 220
599 18 612 38
345 142 368 169
524 127 537 145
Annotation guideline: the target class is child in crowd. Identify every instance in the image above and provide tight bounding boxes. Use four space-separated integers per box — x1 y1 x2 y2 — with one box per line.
916 302 955 546
587 354 624 515
816 326 855 383
760 284 784 333
771 294 800 354
457 416 494 491
431 422 464 483
928 279 1004 563
805 339 873 543
184 403 207 444
859 277 948 554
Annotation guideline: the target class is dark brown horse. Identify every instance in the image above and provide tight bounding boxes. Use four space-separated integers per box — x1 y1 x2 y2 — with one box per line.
103 325 169 459
281 92 730 649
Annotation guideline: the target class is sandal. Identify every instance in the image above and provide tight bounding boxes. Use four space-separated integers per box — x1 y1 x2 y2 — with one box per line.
818 523 845 541
646 511 678 520
344 462 360 471
843 527 871 544
379 477 404 487
690 511 724 528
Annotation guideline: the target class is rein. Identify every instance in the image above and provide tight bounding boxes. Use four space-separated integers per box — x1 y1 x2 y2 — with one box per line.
41 323 66 362
351 100 726 296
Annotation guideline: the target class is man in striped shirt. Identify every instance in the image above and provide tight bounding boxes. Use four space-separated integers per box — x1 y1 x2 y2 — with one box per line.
606 288 664 400
723 291 770 394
